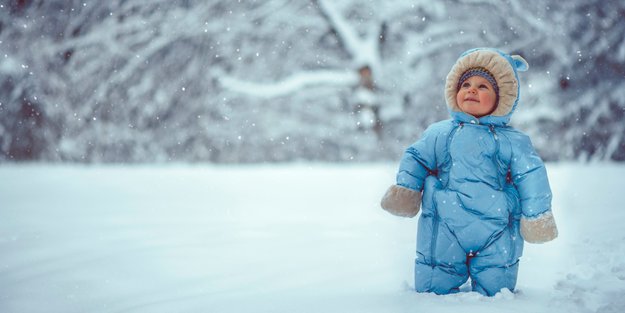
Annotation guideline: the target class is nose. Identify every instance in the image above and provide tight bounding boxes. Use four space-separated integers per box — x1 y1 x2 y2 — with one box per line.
468 86 477 94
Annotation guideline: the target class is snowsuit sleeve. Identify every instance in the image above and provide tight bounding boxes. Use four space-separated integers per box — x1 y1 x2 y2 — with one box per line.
396 125 439 192
509 133 552 218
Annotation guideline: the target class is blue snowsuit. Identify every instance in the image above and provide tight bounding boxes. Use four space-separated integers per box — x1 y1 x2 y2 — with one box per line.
395 57 552 296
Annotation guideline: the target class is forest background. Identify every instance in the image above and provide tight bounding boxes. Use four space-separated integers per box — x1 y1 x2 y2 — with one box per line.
1 0 624 164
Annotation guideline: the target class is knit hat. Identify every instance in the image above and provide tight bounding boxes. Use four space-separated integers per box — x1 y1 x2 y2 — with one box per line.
445 48 529 117
457 67 499 95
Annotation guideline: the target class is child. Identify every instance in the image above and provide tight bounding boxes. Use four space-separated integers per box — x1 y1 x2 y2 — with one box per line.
381 48 558 296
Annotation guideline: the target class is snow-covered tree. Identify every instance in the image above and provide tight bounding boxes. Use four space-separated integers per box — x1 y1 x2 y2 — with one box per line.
552 1 625 161
1 0 623 163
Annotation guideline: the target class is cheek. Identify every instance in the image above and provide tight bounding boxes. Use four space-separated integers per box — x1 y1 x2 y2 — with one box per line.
480 93 496 107
456 91 463 105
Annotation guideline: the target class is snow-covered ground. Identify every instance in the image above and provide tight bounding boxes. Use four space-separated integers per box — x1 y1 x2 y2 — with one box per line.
0 163 624 313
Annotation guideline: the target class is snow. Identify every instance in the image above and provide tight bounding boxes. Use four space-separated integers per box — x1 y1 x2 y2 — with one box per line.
315 0 364 61
0 163 624 313
220 70 358 98
4 2 624 163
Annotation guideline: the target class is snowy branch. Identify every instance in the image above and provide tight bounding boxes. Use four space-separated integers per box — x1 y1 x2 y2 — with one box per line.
605 123 625 160
218 0 381 100
314 0 363 59
314 0 381 69
219 70 358 98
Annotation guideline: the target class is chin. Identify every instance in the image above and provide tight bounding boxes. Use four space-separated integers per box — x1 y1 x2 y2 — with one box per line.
462 110 486 118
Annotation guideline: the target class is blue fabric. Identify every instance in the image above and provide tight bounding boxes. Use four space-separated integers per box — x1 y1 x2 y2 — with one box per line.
396 49 552 296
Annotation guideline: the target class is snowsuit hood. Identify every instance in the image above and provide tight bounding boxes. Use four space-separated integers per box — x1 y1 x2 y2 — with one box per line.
445 48 529 126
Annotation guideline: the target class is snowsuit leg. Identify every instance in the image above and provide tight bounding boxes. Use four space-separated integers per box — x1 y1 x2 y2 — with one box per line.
414 176 469 294
414 218 469 294
468 227 520 296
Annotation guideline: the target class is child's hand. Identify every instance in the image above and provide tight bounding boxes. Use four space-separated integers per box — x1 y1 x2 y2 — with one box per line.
380 185 421 218
520 211 558 243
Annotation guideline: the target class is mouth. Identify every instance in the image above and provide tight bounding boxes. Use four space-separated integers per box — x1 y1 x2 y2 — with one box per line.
464 98 479 103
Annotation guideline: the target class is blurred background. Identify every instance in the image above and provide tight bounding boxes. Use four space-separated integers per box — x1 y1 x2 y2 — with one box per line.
1 0 624 164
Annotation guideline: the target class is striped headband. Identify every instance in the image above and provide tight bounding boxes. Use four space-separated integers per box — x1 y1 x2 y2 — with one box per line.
457 67 499 97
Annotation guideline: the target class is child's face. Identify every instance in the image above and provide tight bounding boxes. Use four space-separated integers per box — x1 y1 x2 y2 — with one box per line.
456 76 497 118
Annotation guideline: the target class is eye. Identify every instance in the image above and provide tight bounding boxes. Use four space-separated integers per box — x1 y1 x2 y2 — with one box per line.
479 84 489 89
462 82 471 88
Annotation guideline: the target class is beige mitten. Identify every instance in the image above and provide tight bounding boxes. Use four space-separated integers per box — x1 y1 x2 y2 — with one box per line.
520 211 558 243
380 185 421 218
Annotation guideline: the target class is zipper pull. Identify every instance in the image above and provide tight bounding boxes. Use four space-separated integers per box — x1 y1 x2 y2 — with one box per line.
488 125 498 140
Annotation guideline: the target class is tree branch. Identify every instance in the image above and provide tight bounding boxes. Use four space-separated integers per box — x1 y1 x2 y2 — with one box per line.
313 0 363 59
218 70 358 98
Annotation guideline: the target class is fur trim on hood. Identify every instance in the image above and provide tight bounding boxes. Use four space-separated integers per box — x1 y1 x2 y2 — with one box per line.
445 48 529 120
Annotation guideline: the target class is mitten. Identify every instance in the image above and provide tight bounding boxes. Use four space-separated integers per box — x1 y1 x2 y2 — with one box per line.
520 211 558 243
380 185 421 218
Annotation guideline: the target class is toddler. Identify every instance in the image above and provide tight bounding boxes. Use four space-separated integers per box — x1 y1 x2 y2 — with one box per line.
381 48 558 296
